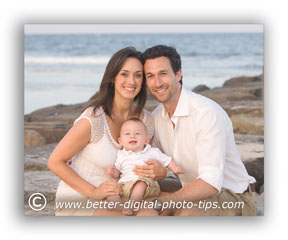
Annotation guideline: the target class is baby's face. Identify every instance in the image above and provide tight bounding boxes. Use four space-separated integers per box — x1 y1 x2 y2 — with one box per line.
118 120 149 152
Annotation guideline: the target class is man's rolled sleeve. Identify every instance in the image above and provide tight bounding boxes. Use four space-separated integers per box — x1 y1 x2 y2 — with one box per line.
195 109 227 192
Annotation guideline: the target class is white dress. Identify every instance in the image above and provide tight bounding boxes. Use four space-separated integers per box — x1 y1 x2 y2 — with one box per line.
55 107 154 216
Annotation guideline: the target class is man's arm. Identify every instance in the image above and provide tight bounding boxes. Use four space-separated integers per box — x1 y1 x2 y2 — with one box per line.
133 160 167 181
158 178 218 203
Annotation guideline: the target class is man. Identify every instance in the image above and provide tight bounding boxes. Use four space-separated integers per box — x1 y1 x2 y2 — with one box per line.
142 45 257 216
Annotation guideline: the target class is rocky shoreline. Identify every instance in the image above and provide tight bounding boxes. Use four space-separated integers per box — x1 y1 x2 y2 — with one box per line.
24 74 264 216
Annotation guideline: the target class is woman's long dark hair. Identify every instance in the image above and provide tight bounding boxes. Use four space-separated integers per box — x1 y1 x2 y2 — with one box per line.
83 47 147 118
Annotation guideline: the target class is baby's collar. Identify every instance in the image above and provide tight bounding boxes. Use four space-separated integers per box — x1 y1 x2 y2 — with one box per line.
121 144 151 155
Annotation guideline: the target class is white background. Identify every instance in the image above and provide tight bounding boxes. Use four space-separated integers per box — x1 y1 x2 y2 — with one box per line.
1 0 285 239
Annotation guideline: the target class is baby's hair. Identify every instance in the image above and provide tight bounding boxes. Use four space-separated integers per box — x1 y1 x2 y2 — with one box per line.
120 118 147 133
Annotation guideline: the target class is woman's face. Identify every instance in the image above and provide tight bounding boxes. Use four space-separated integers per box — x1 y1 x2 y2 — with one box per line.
114 57 143 101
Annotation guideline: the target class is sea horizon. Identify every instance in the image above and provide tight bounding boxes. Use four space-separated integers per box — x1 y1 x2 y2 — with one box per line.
24 33 263 114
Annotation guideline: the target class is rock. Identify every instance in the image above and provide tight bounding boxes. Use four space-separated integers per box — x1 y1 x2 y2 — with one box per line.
24 171 60 202
25 121 72 145
259 184 264 194
196 74 264 135
24 170 60 216
24 143 56 170
200 86 259 103
24 129 46 147
230 114 264 135
223 104 263 117
243 157 264 192
199 74 263 105
24 201 55 216
235 134 264 192
256 192 264 216
25 103 85 122
223 75 262 87
192 84 210 93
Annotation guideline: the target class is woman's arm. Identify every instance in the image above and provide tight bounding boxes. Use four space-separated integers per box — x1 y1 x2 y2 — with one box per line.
48 119 120 199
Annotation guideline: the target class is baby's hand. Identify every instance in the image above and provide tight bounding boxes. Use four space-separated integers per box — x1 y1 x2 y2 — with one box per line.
106 165 120 178
106 165 115 176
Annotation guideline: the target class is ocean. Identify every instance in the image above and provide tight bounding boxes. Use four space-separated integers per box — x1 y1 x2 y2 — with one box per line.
24 33 263 114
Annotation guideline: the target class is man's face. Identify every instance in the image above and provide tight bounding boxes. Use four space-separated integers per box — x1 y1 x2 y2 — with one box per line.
144 56 182 104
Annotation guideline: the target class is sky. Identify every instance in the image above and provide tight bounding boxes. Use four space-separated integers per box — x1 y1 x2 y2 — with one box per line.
25 24 263 34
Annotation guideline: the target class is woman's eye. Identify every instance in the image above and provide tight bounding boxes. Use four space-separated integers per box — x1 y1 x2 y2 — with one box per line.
121 73 128 77
136 74 142 78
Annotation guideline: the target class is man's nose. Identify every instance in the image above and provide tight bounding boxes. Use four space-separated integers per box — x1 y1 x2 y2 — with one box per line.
155 75 163 87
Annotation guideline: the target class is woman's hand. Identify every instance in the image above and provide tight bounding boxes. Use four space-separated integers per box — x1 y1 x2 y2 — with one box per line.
133 159 167 181
90 180 122 200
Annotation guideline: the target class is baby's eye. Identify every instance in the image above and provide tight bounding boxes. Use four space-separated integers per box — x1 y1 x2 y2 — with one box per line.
135 132 140 135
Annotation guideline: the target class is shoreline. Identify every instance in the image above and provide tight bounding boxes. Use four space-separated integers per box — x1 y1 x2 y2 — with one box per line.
24 73 263 146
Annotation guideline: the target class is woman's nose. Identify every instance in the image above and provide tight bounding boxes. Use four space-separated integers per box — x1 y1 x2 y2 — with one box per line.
127 75 136 85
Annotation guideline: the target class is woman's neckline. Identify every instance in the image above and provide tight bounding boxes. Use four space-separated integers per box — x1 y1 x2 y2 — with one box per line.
103 113 121 148
103 110 147 148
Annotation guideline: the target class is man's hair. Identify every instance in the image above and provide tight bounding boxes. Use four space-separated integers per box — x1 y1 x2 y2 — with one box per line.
143 45 183 85
120 117 147 134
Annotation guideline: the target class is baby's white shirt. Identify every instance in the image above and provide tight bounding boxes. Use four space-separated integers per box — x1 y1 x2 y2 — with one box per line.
115 144 171 184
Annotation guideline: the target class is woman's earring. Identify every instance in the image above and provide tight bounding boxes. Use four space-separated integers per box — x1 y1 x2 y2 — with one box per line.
110 82 114 87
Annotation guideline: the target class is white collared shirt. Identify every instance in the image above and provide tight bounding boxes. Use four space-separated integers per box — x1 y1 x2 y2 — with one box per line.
115 144 171 184
152 87 256 193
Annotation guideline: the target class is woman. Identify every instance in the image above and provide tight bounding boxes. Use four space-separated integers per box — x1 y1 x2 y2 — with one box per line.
48 47 166 216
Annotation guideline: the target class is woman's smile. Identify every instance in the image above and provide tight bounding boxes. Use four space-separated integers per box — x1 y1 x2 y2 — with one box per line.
123 85 137 92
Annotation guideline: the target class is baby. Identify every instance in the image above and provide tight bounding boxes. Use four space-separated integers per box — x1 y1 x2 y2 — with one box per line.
106 118 183 215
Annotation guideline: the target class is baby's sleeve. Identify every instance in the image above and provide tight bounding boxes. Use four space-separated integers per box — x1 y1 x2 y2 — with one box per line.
73 107 104 143
153 148 172 167
114 151 122 171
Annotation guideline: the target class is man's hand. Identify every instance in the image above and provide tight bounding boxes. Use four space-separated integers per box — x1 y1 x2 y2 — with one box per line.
133 159 167 181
